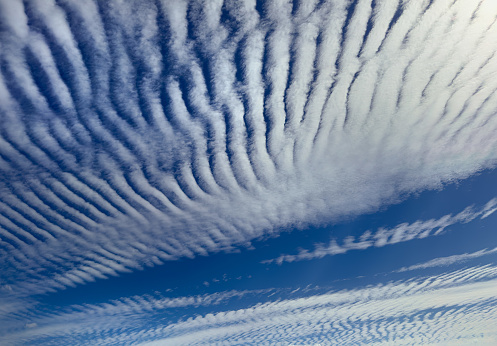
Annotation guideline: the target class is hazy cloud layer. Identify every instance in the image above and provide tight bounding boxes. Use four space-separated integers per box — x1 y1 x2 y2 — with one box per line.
1 0 497 322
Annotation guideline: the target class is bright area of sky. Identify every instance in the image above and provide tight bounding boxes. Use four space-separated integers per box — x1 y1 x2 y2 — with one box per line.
1 0 497 345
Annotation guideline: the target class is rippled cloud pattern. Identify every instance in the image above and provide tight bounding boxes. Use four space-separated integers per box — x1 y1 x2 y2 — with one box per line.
1 0 497 344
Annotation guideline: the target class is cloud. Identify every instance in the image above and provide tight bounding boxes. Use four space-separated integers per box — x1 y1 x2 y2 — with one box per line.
141 265 497 345
396 246 497 272
4 265 497 345
0 289 273 345
1 0 497 298
265 198 497 264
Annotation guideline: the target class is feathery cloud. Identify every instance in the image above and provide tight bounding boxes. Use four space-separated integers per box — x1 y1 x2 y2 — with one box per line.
266 198 497 264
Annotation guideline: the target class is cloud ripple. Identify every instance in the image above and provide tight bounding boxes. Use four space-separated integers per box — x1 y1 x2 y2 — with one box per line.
3 265 497 345
1 0 497 294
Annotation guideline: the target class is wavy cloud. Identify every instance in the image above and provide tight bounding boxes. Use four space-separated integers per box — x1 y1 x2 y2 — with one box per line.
266 198 497 264
3 265 497 345
1 0 497 308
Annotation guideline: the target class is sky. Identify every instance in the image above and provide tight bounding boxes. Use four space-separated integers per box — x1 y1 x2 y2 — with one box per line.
1 0 497 344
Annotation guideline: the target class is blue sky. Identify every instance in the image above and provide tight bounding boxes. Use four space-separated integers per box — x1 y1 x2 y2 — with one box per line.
1 0 497 344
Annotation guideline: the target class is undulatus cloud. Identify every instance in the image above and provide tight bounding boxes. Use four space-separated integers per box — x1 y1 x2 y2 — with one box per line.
1 0 497 344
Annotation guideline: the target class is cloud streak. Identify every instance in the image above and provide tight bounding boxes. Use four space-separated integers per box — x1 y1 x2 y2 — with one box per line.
3 265 497 345
396 246 497 272
266 198 497 264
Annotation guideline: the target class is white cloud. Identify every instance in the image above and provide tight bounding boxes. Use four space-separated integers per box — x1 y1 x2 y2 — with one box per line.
0 289 273 345
0 0 496 304
396 246 497 272
266 198 497 264
140 265 497 345
4 265 497 345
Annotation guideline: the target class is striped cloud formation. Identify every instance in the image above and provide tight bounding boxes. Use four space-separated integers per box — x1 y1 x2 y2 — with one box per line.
2 0 497 299
3 265 497 345
266 198 497 264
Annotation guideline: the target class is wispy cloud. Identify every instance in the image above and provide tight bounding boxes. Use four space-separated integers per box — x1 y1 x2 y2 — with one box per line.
396 246 497 272
265 198 497 264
